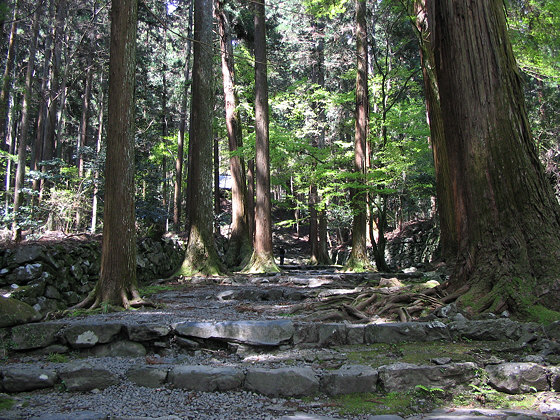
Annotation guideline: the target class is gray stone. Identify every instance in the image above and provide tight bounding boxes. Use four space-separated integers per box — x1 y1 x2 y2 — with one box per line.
1 366 57 392
168 365 244 391
367 417 404 420
44 285 62 300
173 319 294 346
0 297 41 328
175 336 200 349
63 323 123 348
294 323 319 345
550 366 560 392
365 321 449 344
279 415 339 420
486 363 549 394
449 319 536 341
347 325 365 344
317 323 348 346
245 367 319 397
29 411 107 420
58 361 119 391
10 263 44 284
321 364 378 396
545 321 560 340
88 340 147 357
11 279 46 301
378 362 477 392
11 322 64 350
127 366 168 388
8 245 45 265
126 323 171 341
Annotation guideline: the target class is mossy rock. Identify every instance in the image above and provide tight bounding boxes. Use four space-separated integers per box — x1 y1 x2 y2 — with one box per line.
0 297 41 328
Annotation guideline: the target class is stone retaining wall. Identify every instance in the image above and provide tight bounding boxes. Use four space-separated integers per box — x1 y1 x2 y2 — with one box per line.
0 236 185 315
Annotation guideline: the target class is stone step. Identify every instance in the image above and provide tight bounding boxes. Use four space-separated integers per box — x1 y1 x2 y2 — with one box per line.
2 358 558 397
7 318 558 356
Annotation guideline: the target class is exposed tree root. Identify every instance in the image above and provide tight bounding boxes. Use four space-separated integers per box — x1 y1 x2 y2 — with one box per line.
296 281 458 322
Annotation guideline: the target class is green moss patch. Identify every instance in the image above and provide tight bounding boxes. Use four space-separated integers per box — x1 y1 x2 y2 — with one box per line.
0 396 15 411
340 341 525 367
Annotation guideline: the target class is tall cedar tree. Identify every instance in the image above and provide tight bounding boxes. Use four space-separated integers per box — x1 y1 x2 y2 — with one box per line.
345 0 372 271
426 0 560 316
175 0 222 277
77 0 143 309
13 2 41 237
244 0 279 273
216 0 253 268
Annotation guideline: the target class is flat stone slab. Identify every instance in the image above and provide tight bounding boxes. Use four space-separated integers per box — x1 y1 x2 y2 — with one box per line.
245 367 319 397
173 319 294 346
449 319 537 341
379 362 477 392
1 366 57 392
168 365 244 391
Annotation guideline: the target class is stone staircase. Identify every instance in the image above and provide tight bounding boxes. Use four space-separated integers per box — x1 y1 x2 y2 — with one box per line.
1 269 560 419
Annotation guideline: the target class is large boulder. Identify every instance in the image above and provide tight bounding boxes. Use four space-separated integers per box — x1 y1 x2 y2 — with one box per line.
486 363 549 394
0 297 40 328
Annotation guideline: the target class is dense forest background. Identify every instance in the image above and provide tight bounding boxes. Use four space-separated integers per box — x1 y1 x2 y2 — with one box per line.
0 0 559 269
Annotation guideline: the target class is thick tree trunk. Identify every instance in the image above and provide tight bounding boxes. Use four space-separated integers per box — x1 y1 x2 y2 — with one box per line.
345 0 372 271
174 1 193 231
216 0 252 268
12 3 41 235
426 0 560 317
0 0 17 153
41 0 66 200
244 0 279 273
94 0 140 308
175 0 222 277
412 0 457 263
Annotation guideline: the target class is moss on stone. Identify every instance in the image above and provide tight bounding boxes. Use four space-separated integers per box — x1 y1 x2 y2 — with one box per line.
0 297 39 328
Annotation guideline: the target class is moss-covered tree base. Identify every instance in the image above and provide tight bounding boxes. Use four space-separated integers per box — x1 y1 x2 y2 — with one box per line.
225 233 253 270
456 275 560 323
242 251 281 274
343 252 374 273
174 230 224 278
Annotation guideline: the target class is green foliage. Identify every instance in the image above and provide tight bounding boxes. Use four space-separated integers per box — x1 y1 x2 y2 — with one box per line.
47 353 69 363
0 396 15 411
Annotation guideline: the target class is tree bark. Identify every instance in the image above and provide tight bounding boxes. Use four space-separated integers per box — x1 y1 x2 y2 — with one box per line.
345 0 372 271
0 0 17 153
426 0 560 316
94 0 140 308
12 2 41 235
175 0 222 277
216 0 252 268
174 1 193 231
244 0 279 273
